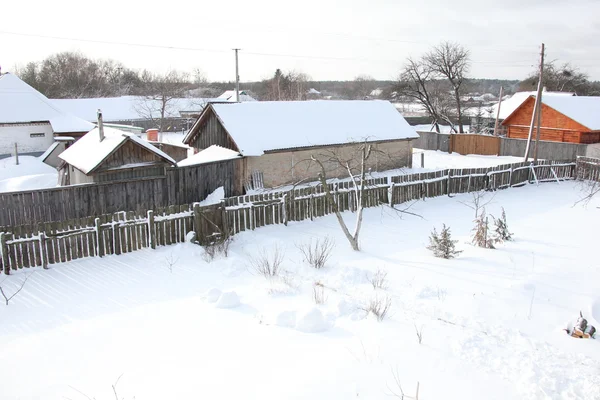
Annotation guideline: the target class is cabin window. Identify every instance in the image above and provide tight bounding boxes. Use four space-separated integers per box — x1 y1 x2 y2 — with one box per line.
30 133 45 138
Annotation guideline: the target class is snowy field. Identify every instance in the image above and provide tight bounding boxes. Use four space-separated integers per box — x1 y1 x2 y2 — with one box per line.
0 182 599 399
0 156 57 192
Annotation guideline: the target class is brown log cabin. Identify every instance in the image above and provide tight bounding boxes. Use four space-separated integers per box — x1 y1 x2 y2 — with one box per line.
502 95 600 144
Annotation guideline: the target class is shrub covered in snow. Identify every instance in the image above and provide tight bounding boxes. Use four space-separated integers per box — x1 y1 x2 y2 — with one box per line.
297 236 335 269
368 268 389 289
361 294 392 322
202 232 233 262
249 245 285 278
427 224 462 259
312 281 327 304
493 207 513 243
472 210 495 249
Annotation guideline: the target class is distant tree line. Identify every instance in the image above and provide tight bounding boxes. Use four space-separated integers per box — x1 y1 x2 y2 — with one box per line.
14 50 599 105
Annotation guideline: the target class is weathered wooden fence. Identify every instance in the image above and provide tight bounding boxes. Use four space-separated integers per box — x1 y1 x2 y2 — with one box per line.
0 159 576 274
0 158 243 228
451 134 501 156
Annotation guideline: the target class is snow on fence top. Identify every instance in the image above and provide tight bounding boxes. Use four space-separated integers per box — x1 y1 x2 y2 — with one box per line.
0 74 94 133
59 126 176 174
177 145 241 167
204 100 419 156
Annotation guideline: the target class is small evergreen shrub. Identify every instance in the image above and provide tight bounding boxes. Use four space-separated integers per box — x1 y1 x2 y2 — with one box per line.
427 224 462 259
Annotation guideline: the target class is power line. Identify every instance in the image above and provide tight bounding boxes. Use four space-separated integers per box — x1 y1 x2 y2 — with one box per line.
0 29 595 68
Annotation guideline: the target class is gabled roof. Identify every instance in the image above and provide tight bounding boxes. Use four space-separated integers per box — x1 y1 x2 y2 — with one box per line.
217 90 257 102
540 96 600 130
491 90 575 120
184 100 419 156
51 96 224 122
0 74 94 133
501 95 600 131
59 126 176 174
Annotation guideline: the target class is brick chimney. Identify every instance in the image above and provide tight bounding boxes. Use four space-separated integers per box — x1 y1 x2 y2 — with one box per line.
146 129 159 142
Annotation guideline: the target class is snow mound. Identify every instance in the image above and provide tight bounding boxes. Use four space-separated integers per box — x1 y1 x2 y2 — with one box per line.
205 288 222 303
295 307 329 333
275 310 297 328
198 186 224 206
186 231 197 243
215 291 241 309
337 298 357 317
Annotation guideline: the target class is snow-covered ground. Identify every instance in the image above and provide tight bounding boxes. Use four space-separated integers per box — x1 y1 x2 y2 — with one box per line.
0 156 57 192
0 182 599 399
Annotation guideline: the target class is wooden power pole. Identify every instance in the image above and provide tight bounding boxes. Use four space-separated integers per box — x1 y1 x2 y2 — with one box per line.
524 43 545 162
233 49 241 102
493 86 504 136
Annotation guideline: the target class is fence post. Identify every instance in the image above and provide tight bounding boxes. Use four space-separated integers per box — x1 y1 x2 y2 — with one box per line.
388 181 394 207
148 210 156 250
95 218 104 257
193 204 203 242
282 194 288 226
420 152 425 168
39 232 48 269
113 219 121 256
1 233 9 275
508 167 514 187
446 170 452 196
249 205 255 230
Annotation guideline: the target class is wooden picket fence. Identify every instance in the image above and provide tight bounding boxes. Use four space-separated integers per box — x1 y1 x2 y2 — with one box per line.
0 159 576 274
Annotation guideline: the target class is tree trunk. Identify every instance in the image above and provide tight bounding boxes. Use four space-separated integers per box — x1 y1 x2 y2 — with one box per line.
454 89 464 133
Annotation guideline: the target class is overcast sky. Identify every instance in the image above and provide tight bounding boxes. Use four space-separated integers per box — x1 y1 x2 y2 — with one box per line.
2 0 599 83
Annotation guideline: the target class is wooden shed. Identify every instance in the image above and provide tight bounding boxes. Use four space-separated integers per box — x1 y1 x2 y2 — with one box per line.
182 100 419 188
502 95 600 144
58 126 176 185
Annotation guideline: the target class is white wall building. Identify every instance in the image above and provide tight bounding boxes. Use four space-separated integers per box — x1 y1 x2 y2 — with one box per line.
0 73 94 158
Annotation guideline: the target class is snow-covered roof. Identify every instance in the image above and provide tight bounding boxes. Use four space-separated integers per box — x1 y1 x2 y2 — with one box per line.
308 88 321 95
217 90 257 102
59 126 176 174
51 96 225 122
177 145 241 167
491 91 575 120
186 100 419 156
539 96 600 130
0 74 94 133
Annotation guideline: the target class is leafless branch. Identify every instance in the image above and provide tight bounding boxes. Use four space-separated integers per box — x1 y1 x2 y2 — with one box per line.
0 272 33 305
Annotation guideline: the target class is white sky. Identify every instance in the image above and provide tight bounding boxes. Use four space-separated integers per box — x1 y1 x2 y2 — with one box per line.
1 0 600 82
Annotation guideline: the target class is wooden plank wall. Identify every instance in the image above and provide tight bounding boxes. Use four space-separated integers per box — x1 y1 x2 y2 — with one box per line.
451 134 501 156
0 159 578 273
0 158 243 228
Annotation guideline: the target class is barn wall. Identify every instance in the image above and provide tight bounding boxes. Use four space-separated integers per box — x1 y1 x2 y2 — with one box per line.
99 140 165 170
245 139 413 188
189 110 238 151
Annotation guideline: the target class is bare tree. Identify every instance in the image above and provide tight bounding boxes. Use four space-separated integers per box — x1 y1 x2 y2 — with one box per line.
395 58 457 133
459 190 494 218
259 69 310 100
135 70 192 138
311 141 373 251
424 42 471 133
0 272 33 305
519 61 599 95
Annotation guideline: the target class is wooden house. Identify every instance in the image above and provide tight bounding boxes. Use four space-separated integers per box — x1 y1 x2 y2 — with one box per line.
502 95 600 144
182 100 419 188
58 126 176 185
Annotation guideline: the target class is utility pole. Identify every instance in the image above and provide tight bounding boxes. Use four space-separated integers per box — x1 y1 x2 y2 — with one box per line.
524 43 545 162
533 48 546 161
233 48 241 102
493 86 503 136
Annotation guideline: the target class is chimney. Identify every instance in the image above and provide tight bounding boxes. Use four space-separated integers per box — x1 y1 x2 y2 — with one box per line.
146 129 159 142
97 109 105 142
